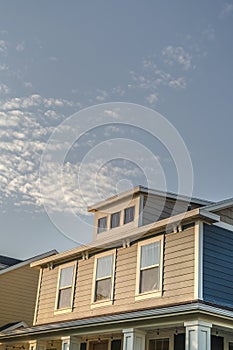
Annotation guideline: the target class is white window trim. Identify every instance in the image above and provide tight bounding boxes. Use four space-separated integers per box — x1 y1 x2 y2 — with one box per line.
135 235 164 301
123 205 135 225
54 261 77 314
91 249 116 308
110 211 121 229
97 216 108 234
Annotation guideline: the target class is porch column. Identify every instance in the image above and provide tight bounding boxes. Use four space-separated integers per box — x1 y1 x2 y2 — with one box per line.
122 328 146 350
184 321 212 350
61 336 81 350
29 340 46 350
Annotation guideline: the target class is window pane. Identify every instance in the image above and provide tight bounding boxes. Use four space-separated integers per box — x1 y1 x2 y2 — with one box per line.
59 266 74 287
58 287 72 309
111 212 120 228
98 217 107 233
149 339 169 350
141 242 160 268
111 340 121 350
229 343 233 350
124 206 135 224
96 255 113 279
140 266 159 293
95 278 112 301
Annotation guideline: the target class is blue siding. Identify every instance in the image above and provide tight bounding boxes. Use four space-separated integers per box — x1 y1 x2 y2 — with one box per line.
203 224 233 307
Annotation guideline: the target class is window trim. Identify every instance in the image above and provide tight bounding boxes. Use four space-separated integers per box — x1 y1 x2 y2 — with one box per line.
124 205 135 225
110 211 121 229
147 336 170 350
91 249 116 308
54 261 77 314
97 216 108 234
135 235 164 301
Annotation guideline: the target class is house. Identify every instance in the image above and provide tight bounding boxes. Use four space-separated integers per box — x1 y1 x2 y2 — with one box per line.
0 256 22 271
1 186 233 350
0 251 57 330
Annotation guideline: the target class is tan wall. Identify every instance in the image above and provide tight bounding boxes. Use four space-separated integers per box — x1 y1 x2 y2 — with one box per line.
35 226 195 325
0 265 39 326
92 195 141 241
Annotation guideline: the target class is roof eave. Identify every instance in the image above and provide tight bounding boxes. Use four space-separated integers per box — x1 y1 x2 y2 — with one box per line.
30 208 219 269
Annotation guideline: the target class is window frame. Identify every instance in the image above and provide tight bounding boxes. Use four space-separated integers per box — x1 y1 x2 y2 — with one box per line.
147 337 170 350
91 249 116 308
97 216 108 234
135 235 164 301
124 205 135 225
54 261 77 314
110 211 121 229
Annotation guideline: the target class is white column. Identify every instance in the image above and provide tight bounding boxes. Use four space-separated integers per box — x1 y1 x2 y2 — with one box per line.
61 336 81 350
29 340 47 350
184 321 212 350
123 328 146 350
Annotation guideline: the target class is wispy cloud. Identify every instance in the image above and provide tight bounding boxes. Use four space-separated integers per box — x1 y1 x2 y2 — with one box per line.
16 41 25 52
162 46 192 70
220 2 233 18
0 83 10 94
0 40 8 55
95 89 109 102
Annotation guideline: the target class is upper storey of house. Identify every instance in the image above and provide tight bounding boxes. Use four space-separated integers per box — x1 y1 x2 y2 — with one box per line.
88 186 211 243
29 186 233 327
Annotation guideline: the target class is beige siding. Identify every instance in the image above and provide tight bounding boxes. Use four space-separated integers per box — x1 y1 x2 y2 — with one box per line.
215 208 233 226
35 226 195 325
92 195 141 242
0 265 39 326
142 195 199 226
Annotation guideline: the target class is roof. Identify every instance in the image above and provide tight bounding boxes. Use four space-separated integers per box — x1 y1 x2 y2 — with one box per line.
0 255 22 268
0 302 233 340
0 322 27 333
88 185 213 212
204 197 233 212
0 250 58 276
30 208 219 268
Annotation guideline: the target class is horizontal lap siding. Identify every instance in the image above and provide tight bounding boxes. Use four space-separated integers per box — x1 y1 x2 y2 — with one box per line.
0 265 39 326
142 195 198 226
35 227 195 325
216 208 233 226
203 224 233 307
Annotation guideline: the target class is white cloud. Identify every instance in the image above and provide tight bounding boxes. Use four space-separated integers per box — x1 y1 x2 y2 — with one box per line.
0 40 8 54
0 63 8 71
16 41 25 52
146 93 159 105
95 89 109 101
0 94 80 111
104 109 119 119
168 77 186 89
220 2 233 18
24 81 33 89
162 46 192 70
0 83 10 94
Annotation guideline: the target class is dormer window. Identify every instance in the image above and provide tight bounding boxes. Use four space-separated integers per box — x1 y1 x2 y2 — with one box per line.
110 211 121 229
124 206 135 224
97 216 107 233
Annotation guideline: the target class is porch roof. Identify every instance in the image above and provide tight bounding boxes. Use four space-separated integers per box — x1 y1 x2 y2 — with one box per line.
1 302 233 342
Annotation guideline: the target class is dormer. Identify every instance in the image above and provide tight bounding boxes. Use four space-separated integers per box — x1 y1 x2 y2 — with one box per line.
88 186 210 242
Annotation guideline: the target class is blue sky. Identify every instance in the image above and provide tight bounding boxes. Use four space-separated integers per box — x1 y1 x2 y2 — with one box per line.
1 1 233 259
